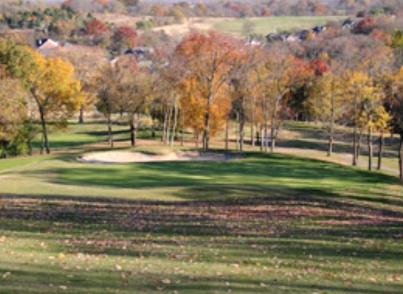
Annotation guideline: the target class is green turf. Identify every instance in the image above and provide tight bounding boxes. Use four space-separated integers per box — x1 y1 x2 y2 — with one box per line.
213 16 345 36
1 150 402 293
0 155 50 172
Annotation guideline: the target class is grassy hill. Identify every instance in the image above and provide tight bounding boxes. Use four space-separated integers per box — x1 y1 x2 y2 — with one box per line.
97 15 346 38
213 16 345 36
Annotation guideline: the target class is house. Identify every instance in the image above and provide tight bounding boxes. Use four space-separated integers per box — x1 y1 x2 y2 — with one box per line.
36 38 59 51
342 19 358 29
246 37 263 46
124 47 154 61
110 47 155 68
266 33 287 43
286 34 300 42
124 47 155 67
312 26 327 34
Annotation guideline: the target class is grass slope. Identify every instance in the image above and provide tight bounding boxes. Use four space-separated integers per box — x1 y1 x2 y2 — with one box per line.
1 151 402 293
213 16 345 36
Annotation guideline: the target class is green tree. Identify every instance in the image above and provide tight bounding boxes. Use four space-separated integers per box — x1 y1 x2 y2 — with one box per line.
0 76 28 158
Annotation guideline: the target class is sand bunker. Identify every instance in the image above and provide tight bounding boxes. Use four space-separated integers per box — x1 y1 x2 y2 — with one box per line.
79 151 240 164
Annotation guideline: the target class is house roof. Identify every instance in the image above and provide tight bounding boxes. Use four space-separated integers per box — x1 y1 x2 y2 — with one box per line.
36 38 59 50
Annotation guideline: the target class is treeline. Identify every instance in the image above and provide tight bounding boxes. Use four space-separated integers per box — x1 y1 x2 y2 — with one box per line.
0 4 171 52
3 0 403 21
1 13 403 180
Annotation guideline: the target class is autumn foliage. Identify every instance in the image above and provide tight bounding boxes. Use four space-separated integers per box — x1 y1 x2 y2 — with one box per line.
114 26 138 48
174 32 241 149
86 18 110 35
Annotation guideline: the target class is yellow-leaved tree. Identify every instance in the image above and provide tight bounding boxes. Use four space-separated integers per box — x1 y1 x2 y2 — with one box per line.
307 70 346 157
26 50 83 154
346 71 376 166
353 75 391 171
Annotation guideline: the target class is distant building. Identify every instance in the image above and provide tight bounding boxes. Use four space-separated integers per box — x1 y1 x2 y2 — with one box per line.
36 38 59 50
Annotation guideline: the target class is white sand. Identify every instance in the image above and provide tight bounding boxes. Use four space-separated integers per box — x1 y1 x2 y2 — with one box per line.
79 151 240 164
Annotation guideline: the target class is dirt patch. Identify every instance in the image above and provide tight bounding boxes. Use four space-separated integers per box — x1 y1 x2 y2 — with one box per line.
79 151 241 164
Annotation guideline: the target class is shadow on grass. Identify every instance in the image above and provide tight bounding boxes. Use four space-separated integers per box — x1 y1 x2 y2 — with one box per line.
1 189 403 293
1 265 400 294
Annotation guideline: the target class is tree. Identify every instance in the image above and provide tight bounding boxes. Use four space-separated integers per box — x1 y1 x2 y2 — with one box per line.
50 46 108 123
0 39 38 155
390 67 403 181
114 55 150 147
229 46 256 152
26 50 83 154
307 69 346 157
93 62 122 148
173 32 240 150
111 26 138 54
356 88 390 171
118 0 138 8
346 71 375 166
261 45 311 153
0 74 28 158
0 38 35 79
85 18 110 35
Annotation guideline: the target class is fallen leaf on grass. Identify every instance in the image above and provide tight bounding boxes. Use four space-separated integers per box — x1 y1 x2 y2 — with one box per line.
2 272 11 279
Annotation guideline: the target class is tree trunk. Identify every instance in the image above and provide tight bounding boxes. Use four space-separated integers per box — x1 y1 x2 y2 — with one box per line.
263 98 268 153
78 105 84 124
39 108 50 154
251 97 255 148
170 95 178 146
357 129 363 160
264 121 268 153
180 111 184 147
328 135 334 157
258 124 264 152
107 112 113 148
1 142 7 159
28 140 32 156
368 126 373 171
353 124 358 166
352 94 358 166
399 133 403 182
251 119 255 148
239 110 245 153
40 135 44 155
203 89 213 151
235 112 239 151
162 109 168 143
130 114 137 147
225 116 229 151
377 131 384 170
328 90 336 157
166 107 172 145
270 98 280 153
196 131 199 149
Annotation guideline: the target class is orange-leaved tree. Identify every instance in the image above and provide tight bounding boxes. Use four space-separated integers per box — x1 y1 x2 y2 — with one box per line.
173 31 241 150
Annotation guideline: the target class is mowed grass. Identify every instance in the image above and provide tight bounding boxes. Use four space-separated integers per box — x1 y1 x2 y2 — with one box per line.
213 16 345 36
1 149 403 293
